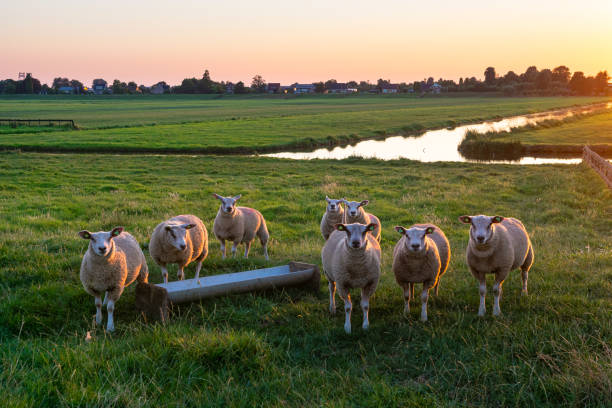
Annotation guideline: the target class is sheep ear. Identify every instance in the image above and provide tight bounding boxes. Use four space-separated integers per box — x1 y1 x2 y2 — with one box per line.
335 223 346 231
394 226 406 235
233 194 242 201
183 223 196 230
459 215 472 224
212 193 222 200
425 227 435 235
79 230 92 240
365 223 376 232
360 200 369 207
325 196 331 202
491 216 504 224
110 227 123 237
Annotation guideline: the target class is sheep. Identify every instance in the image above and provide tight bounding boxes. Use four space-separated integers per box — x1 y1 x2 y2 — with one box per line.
212 193 269 260
78 227 149 332
321 222 381 333
459 215 534 317
320 196 345 240
342 199 381 242
392 224 450 321
149 214 209 284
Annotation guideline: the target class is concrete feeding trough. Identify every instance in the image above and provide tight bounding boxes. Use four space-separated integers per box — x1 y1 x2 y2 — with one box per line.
135 262 320 321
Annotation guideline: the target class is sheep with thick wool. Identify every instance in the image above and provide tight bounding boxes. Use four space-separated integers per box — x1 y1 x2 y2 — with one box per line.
320 196 345 240
459 215 534 316
321 222 381 333
149 214 208 284
79 227 149 332
212 194 269 260
343 199 381 242
392 223 450 321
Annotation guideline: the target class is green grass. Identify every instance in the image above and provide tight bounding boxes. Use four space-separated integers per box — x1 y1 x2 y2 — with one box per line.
1 152 611 406
0 95 608 153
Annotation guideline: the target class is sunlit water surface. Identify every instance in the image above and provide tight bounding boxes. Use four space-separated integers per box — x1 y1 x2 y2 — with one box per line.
264 103 611 164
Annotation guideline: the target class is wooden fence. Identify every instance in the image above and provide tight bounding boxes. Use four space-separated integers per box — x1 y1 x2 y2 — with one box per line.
583 145 612 189
0 119 75 127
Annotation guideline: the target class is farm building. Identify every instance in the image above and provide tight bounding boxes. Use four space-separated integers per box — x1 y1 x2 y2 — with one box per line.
267 83 281 93
57 86 75 94
226 82 235 94
380 84 399 94
293 83 315 94
92 79 107 95
327 83 348 93
151 82 169 94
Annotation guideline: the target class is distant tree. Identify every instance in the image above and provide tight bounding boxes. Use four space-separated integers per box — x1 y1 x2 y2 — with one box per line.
314 81 326 93
522 66 539 83
552 66 571 84
536 69 552 90
376 78 391 90
111 79 128 94
347 80 358 89
234 81 247 94
484 67 496 84
324 79 337 91
198 70 214 93
358 81 372 92
138 84 150 93
70 79 83 94
503 71 519 84
426 77 434 86
594 71 609 94
23 74 34 94
569 71 588 94
41 83 51 94
180 78 198 93
127 81 138 93
250 75 266 92
52 77 71 90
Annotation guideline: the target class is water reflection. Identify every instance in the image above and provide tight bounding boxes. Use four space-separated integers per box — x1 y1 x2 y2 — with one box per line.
264 103 611 164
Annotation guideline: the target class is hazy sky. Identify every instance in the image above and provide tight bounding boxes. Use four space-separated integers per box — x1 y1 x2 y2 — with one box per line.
2 0 611 86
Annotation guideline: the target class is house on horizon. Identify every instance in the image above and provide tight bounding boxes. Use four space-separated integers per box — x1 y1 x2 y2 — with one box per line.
226 82 234 94
327 83 348 94
151 82 169 94
58 86 75 94
380 84 399 94
92 79 107 95
293 83 315 94
267 83 281 93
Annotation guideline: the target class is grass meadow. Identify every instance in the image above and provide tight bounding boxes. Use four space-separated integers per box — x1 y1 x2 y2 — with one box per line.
1 152 611 407
0 95 607 153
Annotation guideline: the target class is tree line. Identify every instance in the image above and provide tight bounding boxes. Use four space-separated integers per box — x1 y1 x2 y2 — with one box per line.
0 66 609 95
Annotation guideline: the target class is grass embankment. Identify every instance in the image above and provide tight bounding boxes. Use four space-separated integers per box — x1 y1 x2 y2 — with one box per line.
1 152 611 406
0 96 607 154
459 108 612 160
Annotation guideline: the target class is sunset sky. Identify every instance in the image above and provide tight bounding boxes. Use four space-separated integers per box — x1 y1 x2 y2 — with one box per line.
2 0 611 86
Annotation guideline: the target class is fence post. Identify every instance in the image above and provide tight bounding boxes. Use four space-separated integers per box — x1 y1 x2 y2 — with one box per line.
583 145 612 190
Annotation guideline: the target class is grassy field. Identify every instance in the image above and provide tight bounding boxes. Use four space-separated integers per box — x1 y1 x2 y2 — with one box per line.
1 152 611 406
0 95 608 153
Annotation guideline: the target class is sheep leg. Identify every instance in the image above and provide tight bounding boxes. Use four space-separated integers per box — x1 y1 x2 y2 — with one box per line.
492 276 505 316
243 241 251 258
106 299 116 332
161 265 169 284
94 295 102 325
420 286 430 322
433 280 440 296
361 282 376 330
478 277 487 317
410 282 415 299
102 291 108 306
177 266 184 281
262 241 269 261
338 287 352 334
194 261 203 284
231 241 238 258
328 281 336 314
219 239 227 259
521 269 529 295
402 283 411 314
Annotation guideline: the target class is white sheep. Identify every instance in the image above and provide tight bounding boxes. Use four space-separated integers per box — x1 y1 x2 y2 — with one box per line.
342 199 381 242
212 194 269 260
149 214 209 284
459 215 534 316
320 196 345 240
321 222 381 333
79 227 149 332
392 224 451 321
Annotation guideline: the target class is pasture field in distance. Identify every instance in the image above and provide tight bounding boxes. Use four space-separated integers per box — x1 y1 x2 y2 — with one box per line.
1 152 611 406
0 95 608 153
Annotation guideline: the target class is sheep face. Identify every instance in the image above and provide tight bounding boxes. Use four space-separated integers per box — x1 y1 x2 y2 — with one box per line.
79 227 123 256
395 226 435 253
459 215 504 245
325 196 344 214
213 193 242 215
335 223 376 249
343 200 368 218
164 223 196 251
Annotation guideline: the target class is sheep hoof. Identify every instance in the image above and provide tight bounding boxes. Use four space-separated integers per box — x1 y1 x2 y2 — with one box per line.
106 324 115 333
522 289 528 296
197 280 201 285
329 306 336 315
420 314 428 322
344 324 351 334
478 309 486 317
493 308 501 316
362 321 369 330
